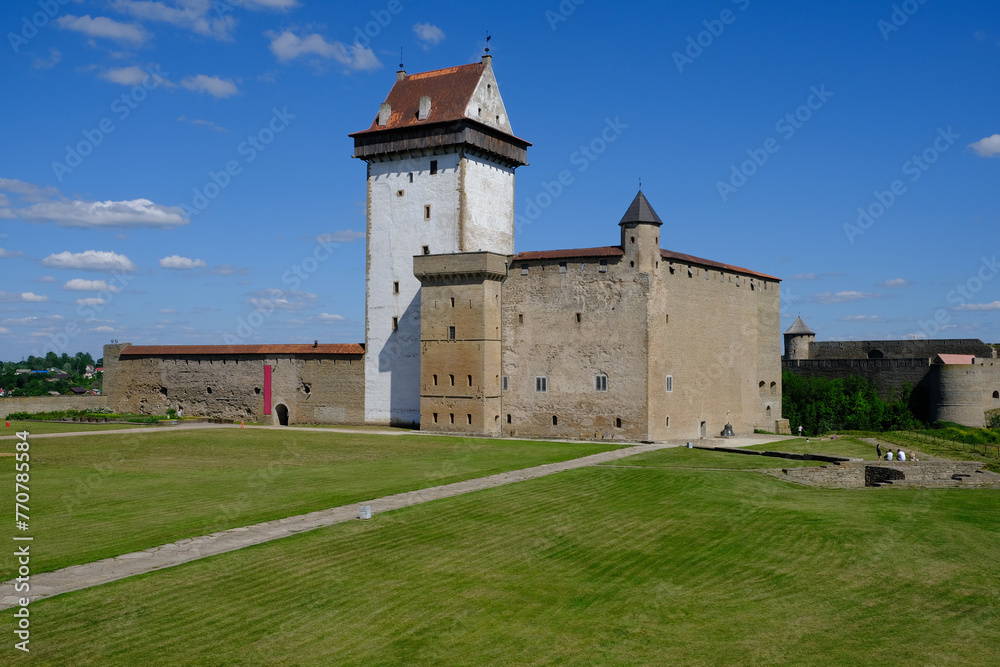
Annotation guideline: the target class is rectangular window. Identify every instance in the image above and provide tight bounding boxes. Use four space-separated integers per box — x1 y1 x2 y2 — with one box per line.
450 297 455 307
396 189 404 197
666 375 673 393
521 263 528 275
448 326 456 340
502 376 508 391
595 375 608 392
467 414 472 425
559 262 567 273
392 316 398 331
433 412 438 423
422 245 430 255
408 172 413 183
430 160 438 175
467 375 472 386
424 205 431 220
665 416 670 428
393 281 399 294
432 374 438 386
536 376 547 392
599 260 608 273
576 313 581 323
665 314 669 324
449 413 454 424
518 313 523 324
449 374 455 386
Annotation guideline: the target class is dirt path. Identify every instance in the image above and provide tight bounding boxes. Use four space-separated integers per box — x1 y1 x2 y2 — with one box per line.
0 432 787 608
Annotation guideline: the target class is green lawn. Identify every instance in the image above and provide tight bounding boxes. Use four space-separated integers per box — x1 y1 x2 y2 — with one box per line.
606 443 826 469
0 420 156 435
745 436 876 460
0 429 616 579
22 465 1000 665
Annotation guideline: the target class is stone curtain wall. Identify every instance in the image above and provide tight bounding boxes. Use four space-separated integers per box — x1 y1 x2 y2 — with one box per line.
809 339 995 361
1 395 108 418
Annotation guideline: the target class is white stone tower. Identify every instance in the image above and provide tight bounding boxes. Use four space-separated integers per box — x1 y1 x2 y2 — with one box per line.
351 56 530 425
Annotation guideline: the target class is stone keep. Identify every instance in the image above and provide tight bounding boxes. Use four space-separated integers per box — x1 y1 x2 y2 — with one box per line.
351 55 530 426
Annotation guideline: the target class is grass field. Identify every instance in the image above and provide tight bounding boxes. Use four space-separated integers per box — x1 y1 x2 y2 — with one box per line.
1 420 156 435
22 464 1000 665
0 428 616 579
745 436 877 459
600 445 827 469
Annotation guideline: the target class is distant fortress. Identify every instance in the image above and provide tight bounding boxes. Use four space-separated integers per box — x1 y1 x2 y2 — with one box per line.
782 316 1000 427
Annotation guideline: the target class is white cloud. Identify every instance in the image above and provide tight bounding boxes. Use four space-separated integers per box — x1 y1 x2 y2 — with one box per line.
34 276 57 283
0 327 9 334
0 178 60 203
266 30 381 70
813 291 882 304
33 48 62 70
954 301 1000 311
413 23 445 50
55 14 150 45
315 230 365 244
63 279 120 292
18 198 188 228
181 74 239 98
789 273 820 281
968 134 1000 158
92 325 116 332
841 315 885 322
109 0 236 40
317 312 344 321
0 248 24 258
236 0 298 8
878 278 911 288
159 255 207 269
75 297 106 306
41 250 138 273
101 65 170 86
246 288 317 311
180 117 227 132
21 292 48 302
208 264 249 275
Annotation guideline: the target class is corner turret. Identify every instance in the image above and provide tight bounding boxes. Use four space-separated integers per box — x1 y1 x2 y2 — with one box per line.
619 190 662 272
783 316 815 360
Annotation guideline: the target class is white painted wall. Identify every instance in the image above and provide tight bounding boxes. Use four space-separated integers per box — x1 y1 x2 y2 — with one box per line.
462 155 515 255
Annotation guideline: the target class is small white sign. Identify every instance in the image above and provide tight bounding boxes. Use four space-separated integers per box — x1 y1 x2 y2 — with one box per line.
359 505 372 520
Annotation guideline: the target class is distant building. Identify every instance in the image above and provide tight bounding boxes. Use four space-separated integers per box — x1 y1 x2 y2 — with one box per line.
782 317 1000 426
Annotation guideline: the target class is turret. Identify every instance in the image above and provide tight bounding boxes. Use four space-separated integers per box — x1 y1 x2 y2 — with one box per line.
619 190 662 272
783 316 815 360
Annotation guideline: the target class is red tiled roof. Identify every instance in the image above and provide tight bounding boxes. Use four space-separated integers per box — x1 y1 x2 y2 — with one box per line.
514 246 624 261
350 63 486 134
934 353 975 365
660 249 780 281
120 344 364 356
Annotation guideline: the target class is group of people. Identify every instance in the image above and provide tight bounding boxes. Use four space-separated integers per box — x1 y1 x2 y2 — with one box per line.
875 443 916 462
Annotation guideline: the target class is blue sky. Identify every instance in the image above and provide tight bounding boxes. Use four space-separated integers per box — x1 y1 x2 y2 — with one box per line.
1 0 998 362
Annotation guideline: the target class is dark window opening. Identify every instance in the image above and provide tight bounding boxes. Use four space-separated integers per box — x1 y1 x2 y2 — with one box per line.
424 205 431 220
433 412 438 423
206 386 212 394
467 375 473 386
576 313 581 323
254 387 261 394
450 297 455 307
506 414 511 424
393 281 399 294
392 316 398 331
615 417 622 428
552 415 558 426
868 349 884 359
467 414 472 425
433 374 438 386
449 374 455 386
448 326 456 340
430 160 438 174
449 413 454 424
422 245 430 255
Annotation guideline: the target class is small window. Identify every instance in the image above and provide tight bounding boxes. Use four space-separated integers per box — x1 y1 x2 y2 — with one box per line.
559 262 567 273
521 263 528 275
576 313 581 323
615 417 622 428
396 189 404 197
518 313 523 324
467 375 472 387
766 406 772 417
688 267 693 278
993 390 999 399
450 297 455 307
467 414 472 425
430 160 438 174
599 260 608 273
392 316 398 331
408 172 413 183
759 380 766 389
595 374 608 392
536 376 547 392
665 375 673 393
449 413 454 424
206 386 212 394
393 281 399 294
422 245 430 255
665 416 670 428
506 414 511 424
433 412 438 423
432 374 438 386
629 261 635 268
502 376 509 391
770 381 777 393
424 205 431 220
448 326 456 340
665 314 669 324
669 263 675 274
552 415 558 426
449 374 455 386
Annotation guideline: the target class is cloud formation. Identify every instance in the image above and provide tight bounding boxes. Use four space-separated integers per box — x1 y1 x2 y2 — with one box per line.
181 74 239 98
41 250 138 273
18 198 188 228
813 291 883 304
109 0 235 40
413 23 445 50
878 278 911 288
55 14 150 45
953 301 1000 311
266 30 380 70
968 134 1000 158
159 255 207 269
63 279 120 292
0 248 25 258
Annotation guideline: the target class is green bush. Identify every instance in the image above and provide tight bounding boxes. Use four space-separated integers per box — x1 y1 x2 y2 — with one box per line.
782 371 922 436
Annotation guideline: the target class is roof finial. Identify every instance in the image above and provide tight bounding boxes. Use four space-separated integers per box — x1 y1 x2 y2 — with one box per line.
399 46 404 70
485 31 491 53
639 176 642 191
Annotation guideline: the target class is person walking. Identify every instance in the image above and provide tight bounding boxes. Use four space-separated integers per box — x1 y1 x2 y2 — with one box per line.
876 443 882 460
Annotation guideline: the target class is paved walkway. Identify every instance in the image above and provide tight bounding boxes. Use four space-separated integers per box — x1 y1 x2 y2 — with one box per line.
0 432 787 609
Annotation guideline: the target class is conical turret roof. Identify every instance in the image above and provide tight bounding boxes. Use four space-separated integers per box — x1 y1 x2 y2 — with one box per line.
619 190 663 226
784 316 815 335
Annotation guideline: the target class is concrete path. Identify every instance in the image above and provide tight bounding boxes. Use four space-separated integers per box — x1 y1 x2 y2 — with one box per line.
0 432 787 609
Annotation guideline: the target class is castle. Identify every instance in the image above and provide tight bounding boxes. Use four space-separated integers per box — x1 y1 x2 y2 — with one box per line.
782 316 1000 427
103 56 784 441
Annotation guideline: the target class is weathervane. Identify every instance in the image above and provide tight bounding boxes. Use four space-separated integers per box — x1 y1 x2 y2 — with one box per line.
399 47 404 70
485 32 491 53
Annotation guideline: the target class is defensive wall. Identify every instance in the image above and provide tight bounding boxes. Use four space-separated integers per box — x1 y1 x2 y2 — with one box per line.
807 339 994 360
1 395 108 418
